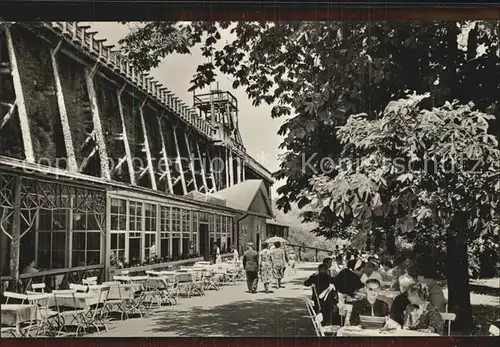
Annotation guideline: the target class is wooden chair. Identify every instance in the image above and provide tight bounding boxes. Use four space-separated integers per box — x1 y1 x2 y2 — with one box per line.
304 298 325 337
82 277 98 285
440 312 456 336
32 283 46 293
69 284 89 293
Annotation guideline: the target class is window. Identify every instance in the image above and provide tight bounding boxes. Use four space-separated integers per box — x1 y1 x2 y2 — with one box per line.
110 198 126 231
72 211 101 267
208 213 214 239
160 206 171 258
144 204 157 259
110 198 127 262
129 201 143 264
37 210 67 269
181 209 191 256
172 208 181 257
191 211 198 253
129 201 143 231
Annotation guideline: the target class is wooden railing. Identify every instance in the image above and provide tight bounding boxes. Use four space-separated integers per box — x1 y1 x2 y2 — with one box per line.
286 243 334 262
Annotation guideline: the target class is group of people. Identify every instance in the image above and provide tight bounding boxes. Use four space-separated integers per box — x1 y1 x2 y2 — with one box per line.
241 241 296 294
304 249 447 335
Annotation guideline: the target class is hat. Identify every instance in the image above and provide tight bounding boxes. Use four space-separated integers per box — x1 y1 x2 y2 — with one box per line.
247 242 254 247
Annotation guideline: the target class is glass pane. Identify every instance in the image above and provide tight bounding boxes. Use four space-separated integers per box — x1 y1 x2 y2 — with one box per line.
119 216 126 231
111 233 118 249
37 250 51 269
72 232 86 250
160 239 169 258
87 251 100 265
73 212 86 230
53 211 67 230
118 234 125 248
38 211 52 230
52 250 65 268
72 251 85 267
87 233 101 251
87 213 99 230
172 238 180 257
38 232 50 250
182 237 190 255
111 215 119 230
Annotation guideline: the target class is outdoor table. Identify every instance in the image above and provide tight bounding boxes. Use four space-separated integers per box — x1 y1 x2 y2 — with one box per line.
336 326 439 337
47 292 98 309
1 304 38 328
175 272 193 283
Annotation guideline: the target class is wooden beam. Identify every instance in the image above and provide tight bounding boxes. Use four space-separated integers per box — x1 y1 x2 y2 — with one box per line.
236 155 242 184
184 133 198 192
225 148 229 189
157 114 174 194
84 67 111 180
196 142 208 193
229 149 234 187
79 146 97 171
138 100 157 190
5 26 35 163
242 159 246 181
8 176 22 291
206 150 217 192
117 85 136 185
172 125 187 195
0 101 16 129
51 44 78 172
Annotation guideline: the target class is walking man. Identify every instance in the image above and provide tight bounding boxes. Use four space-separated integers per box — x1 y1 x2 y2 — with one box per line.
243 242 259 293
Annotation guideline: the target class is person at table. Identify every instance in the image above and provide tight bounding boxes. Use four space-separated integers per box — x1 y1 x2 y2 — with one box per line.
360 261 384 285
22 259 39 274
349 278 390 326
330 254 344 277
417 268 447 312
259 242 273 293
403 282 444 334
334 259 364 298
271 241 288 288
242 242 259 293
232 246 239 262
304 263 341 326
322 257 333 276
389 273 415 326
215 244 222 264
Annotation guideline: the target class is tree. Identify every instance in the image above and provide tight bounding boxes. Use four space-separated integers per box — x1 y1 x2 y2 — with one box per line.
307 93 500 332
119 21 500 215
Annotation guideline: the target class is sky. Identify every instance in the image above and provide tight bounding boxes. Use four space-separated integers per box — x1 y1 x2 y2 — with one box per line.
87 22 285 197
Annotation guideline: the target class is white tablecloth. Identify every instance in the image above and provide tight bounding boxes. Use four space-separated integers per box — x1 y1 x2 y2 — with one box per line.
336 326 439 337
1 304 38 327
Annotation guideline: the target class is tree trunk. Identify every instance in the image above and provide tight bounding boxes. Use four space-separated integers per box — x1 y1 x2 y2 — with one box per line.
386 228 397 256
446 212 474 334
8 176 22 292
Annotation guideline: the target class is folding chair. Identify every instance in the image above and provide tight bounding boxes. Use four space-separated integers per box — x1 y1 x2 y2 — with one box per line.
52 291 90 337
82 277 98 285
69 284 89 293
304 298 325 336
440 312 456 336
85 286 110 333
32 283 46 293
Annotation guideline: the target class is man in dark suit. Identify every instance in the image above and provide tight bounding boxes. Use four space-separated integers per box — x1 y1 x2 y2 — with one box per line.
242 242 259 293
349 278 390 326
304 263 341 326
334 259 364 297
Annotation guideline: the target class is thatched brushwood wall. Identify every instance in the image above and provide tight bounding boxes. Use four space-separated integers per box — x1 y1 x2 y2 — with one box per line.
12 27 66 167
143 105 165 191
93 76 130 183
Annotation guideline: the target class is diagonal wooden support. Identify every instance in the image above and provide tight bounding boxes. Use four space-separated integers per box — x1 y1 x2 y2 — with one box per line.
5 25 34 163
157 112 174 194
0 101 16 129
206 150 217 192
84 67 110 179
79 146 98 172
184 133 198 192
228 148 234 187
89 60 100 79
196 142 209 193
51 39 78 172
138 97 157 190
117 83 136 185
172 124 187 195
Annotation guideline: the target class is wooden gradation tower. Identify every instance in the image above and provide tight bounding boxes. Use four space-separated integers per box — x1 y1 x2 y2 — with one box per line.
193 85 247 192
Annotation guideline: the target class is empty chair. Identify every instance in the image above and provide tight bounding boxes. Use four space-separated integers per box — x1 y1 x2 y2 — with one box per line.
3 291 28 304
69 284 88 293
440 312 456 336
31 283 46 293
82 276 98 285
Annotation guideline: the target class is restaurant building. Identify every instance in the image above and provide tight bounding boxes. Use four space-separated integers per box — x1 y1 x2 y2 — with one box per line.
0 22 288 292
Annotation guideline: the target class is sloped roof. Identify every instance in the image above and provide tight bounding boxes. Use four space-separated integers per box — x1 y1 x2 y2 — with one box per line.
266 218 290 227
215 179 273 216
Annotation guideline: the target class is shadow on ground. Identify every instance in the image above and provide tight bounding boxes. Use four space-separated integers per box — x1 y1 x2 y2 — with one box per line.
149 296 315 336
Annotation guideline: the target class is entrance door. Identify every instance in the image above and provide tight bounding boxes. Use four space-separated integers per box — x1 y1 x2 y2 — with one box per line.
199 223 210 261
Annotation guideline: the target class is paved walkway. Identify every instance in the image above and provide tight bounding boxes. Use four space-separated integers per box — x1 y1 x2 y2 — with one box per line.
95 263 317 337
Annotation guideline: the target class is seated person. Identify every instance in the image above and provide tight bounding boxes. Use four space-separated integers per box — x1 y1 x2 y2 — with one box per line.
22 259 39 274
417 269 447 312
379 258 394 282
353 259 366 277
360 261 384 285
389 274 415 326
330 254 344 277
402 282 444 334
322 257 333 276
334 259 364 298
349 278 390 326
304 263 341 326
